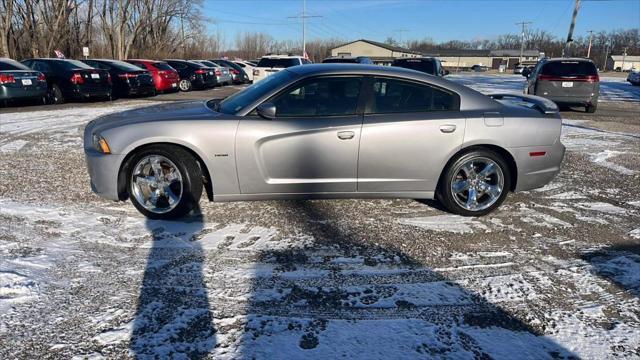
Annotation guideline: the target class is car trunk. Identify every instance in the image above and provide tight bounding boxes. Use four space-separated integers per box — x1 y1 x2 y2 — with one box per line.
0 70 43 88
74 69 111 90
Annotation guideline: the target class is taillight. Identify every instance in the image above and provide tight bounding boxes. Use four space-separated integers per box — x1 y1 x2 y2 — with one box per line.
253 69 259 76
37 73 46 82
215 69 221 76
231 69 239 75
0 74 16 84
538 74 599 82
194 69 206 74
107 73 112 84
70 73 84 84
118 73 138 79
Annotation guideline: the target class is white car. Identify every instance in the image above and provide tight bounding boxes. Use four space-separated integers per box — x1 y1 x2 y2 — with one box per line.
252 55 311 83
234 61 256 82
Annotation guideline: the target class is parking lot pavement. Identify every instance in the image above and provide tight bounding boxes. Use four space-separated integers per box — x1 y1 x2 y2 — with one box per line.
0 77 639 358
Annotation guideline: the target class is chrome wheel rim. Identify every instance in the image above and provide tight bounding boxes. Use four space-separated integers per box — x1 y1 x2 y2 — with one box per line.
179 80 190 91
131 155 183 214
451 157 504 212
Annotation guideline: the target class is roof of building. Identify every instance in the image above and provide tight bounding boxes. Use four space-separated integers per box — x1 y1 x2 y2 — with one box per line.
610 55 640 61
423 49 491 57
490 49 539 57
333 39 422 55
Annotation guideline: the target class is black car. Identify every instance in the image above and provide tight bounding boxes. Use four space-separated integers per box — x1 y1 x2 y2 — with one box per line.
208 59 250 84
164 59 217 91
0 58 47 106
391 57 448 76
470 64 489 72
21 58 112 104
81 59 156 98
322 56 373 64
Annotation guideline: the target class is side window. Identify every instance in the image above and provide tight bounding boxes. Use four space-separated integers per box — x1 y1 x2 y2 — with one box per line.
301 58 311 65
369 78 458 114
272 77 362 117
33 61 52 73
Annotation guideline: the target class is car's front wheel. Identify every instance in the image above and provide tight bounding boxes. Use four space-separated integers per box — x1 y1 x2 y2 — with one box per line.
437 149 511 216
127 145 203 219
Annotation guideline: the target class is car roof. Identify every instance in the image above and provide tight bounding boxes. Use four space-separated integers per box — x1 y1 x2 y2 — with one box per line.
393 57 437 61
261 55 304 59
543 57 594 63
126 59 165 63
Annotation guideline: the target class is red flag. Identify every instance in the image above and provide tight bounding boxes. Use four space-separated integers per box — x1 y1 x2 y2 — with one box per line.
54 50 66 59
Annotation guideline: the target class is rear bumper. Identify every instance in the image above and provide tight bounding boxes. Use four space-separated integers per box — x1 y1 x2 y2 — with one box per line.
71 85 112 99
0 85 47 100
217 74 232 84
85 149 126 201
125 84 155 96
544 94 598 105
510 140 566 192
156 79 179 91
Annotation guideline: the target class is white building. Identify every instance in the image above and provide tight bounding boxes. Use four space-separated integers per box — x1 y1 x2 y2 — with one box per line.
607 55 640 71
330 39 421 65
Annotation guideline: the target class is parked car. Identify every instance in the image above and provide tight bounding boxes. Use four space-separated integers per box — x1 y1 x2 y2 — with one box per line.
0 58 47 106
125 59 180 93
164 59 217 91
81 59 155 98
252 54 311 83
513 64 526 74
190 60 232 86
627 69 640 86
322 56 373 64
208 59 250 84
21 58 112 104
391 57 448 76
84 64 565 219
470 65 488 72
234 61 256 82
522 57 599 113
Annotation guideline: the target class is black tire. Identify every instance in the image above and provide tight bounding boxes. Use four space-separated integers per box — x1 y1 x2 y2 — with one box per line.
49 84 65 104
179 79 193 92
126 145 203 220
586 103 597 113
437 149 512 217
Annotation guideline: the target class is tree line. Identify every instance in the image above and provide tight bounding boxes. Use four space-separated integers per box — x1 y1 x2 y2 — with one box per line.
0 1 637 68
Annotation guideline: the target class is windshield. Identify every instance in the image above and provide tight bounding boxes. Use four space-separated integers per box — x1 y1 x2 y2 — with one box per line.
393 59 435 74
214 70 295 114
257 58 300 68
153 62 174 71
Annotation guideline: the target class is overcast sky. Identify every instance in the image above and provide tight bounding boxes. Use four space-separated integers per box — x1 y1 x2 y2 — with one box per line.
203 0 640 45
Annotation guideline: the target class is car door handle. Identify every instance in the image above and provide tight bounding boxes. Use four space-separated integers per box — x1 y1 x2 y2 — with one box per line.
337 131 355 140
439 124 457 133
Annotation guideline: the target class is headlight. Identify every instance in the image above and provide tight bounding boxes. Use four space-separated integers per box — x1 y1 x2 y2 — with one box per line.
92 134 111 154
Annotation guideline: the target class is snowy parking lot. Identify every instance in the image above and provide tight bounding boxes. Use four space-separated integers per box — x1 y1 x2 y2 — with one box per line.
0 75 639 359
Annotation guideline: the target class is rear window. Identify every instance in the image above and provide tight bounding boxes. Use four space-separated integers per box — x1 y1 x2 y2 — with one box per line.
56 59 94 71
392 59 436 75
153 62 174 71
541 61 597 77
0 59 30 71
107 60 148 71
257 58 300 68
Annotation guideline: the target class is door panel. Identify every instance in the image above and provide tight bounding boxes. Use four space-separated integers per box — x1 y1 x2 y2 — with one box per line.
358 112 465 192
236 116 362 194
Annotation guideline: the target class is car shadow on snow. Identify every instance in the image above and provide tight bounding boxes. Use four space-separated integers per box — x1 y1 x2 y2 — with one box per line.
130 204 216 358
237 200 577 359
580 243 640 297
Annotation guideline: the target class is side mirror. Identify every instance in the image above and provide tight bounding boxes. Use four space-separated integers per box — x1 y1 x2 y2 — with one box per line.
256 102 276 119
443 70 450 76
521 68 530 77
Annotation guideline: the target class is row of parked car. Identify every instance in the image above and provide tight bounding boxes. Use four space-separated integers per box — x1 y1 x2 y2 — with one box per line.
0 57 258 106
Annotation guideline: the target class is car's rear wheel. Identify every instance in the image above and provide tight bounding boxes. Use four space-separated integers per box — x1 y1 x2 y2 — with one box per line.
437 149 511 216
49 84 65 104
127 145 202 219
179 79 192 92
586 103 597 113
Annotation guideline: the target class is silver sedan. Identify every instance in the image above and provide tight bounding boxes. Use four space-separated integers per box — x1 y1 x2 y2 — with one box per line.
84 64 565 219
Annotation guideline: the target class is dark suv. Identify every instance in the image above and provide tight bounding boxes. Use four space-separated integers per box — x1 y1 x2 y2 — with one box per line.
391 57 448 76
523 58 599 113
322 56 373 64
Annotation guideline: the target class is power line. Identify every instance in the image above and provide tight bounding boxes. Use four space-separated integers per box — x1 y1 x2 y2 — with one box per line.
515 21 533 63
287 0 322 55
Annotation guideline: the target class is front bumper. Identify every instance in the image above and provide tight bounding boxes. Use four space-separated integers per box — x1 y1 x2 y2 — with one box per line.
85 149 126 201
511 140 566 192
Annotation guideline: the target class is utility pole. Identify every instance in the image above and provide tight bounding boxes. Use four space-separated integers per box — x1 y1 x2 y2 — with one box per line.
515 21 532 64
622 46 628 71
287 0 322 56
563 0 581 57
602 40 611 71
393 29 409 47
586 30 594 58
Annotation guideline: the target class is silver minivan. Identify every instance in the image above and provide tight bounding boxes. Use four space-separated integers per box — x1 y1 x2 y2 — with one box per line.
523 58 599 113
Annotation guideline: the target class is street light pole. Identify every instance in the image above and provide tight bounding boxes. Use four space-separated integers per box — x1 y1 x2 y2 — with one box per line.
563 0 581 57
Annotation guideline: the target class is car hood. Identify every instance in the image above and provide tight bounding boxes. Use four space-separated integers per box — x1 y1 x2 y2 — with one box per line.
86 100 222 135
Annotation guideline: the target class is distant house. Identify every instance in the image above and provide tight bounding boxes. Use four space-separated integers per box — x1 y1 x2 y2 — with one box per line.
329 39 422 66
606 55 640 71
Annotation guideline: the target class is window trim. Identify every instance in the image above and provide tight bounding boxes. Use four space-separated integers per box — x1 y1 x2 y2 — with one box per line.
253 75 368 119
363 76 461 115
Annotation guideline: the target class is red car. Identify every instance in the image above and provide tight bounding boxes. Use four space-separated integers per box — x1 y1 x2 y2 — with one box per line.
125 59 180 92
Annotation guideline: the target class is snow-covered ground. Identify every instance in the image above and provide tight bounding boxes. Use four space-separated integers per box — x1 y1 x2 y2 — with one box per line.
448 74 640 103
0 77 639 359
